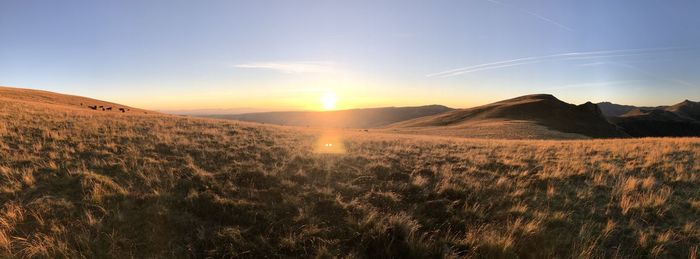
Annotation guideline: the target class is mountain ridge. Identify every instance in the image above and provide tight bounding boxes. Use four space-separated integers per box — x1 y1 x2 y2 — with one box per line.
388 94 628 139
602 99 700 137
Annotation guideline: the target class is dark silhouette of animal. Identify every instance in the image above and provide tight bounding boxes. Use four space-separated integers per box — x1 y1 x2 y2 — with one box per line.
88 105 97 110
99 105 104 108
119 108 126 113
106 107 112 111
101 108 105 111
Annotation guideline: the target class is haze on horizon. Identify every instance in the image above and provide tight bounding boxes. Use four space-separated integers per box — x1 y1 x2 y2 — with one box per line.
1 0 699 112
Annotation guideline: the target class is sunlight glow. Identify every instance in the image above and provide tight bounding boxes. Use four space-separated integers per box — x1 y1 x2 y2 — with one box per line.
321 92 337 110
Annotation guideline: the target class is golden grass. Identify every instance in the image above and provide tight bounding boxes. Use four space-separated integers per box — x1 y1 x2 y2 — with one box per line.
1 96 700 258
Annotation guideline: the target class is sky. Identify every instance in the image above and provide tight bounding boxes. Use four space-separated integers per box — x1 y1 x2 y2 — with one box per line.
1 0 699 111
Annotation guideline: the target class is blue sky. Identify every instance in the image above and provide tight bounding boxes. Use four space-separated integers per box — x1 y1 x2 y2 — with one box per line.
1 0 699 110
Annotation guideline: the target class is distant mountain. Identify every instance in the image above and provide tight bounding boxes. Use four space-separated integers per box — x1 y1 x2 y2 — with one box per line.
667 100 700 121
607 100 700 137
598 102 641 117
596 102 668 118
388 94 628 139
202 105 454 128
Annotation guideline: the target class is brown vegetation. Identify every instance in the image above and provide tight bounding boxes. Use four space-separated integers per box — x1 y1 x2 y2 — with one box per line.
1 88 699 258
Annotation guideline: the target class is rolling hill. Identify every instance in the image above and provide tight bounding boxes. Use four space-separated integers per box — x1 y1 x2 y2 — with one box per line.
0 86 146 113
597 102 661 118
667 100 700 121
597 99 700 137
388 94 629 139
202 105 453 128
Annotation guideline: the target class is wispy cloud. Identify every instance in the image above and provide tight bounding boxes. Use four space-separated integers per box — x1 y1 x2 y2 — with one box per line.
235 61 337 74
576 62 608 67
426 47 691 78
486 0 573 32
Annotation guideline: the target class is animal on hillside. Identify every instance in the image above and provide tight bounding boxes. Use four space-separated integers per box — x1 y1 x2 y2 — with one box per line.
119 108 126 113
88 105 97 110
106 107 112 111
99 105 104 108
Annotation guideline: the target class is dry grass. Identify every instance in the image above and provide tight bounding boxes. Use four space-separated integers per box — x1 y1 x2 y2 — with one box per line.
1 97 700 258
383 119 590 140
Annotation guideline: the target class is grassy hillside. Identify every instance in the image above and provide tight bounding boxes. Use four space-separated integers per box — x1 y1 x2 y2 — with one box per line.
0 86 146 113
388 94 628 139
1 90 700 258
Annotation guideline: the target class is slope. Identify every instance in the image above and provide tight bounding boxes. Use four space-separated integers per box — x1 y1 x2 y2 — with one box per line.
388 94 628 139
608 100 700 137
597 102 662 118
0 86 147 113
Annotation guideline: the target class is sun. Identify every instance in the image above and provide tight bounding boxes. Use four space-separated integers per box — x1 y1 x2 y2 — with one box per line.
320 92 337 110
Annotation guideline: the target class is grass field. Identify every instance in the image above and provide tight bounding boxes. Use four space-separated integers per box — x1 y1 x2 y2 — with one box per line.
1 96 700 258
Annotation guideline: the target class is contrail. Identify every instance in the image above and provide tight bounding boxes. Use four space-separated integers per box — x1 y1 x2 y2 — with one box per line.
486 0 574 32
425 56 539 77
439 60 543 77
427 47 691 78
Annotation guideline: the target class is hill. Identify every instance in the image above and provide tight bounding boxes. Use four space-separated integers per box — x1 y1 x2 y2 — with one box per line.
610 110 700 137
0 87 699 258
597 102 662 117
388 94 628 139
607 100 700 137
597 99 700 137
202 105 453 128
667 100 700 121
0 86 146 113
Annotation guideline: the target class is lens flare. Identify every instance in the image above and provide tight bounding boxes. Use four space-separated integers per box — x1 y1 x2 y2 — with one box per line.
314 131 345 154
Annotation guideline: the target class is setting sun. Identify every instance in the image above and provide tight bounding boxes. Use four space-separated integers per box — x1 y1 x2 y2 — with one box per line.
320 92 337 110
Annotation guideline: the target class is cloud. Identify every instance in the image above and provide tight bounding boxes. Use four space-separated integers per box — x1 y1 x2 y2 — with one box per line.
486 0 574 32
427 47 691 78
576 62 608 67
235 61 337 74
